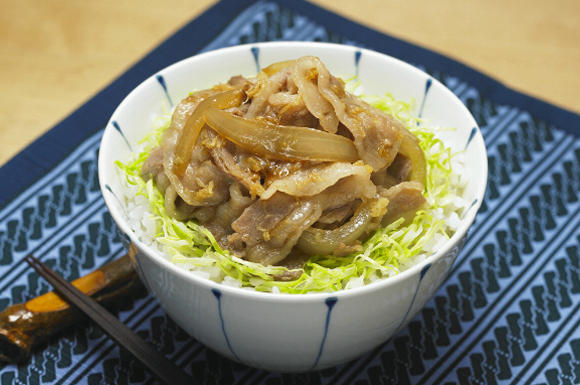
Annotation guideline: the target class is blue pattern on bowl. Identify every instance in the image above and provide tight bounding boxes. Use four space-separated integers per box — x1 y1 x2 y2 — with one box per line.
211 288 241 361
156 74 174 107
251 46 261 73
418 78 433 119
112 120 132 151
311 296 339 370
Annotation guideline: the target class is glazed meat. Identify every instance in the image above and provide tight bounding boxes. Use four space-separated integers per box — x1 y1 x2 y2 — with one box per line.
228 171 376 266
141 56 427 272
292 56 403 171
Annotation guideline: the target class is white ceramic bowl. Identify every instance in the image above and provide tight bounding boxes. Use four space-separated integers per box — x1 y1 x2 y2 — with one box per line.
98 42 487 372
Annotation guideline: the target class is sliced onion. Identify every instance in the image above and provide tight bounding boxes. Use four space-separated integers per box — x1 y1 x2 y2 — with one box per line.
173 89 244 175
398 129 427 185
203 106 359 163
261 60 296 76
296 201 375 255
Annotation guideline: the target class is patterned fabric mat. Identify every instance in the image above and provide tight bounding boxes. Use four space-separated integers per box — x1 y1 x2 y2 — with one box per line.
1 0 579 383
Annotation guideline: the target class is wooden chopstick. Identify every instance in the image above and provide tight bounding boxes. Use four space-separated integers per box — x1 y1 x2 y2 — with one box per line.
24 255 194 385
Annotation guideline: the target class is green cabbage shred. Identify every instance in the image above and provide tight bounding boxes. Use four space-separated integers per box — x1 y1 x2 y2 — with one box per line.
117 86 457 294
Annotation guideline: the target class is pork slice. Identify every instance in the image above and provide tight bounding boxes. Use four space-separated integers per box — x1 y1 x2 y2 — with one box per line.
293 56 404 171
142 143 226 220
387 154 413 183
141 146 170 194
163 186 222 222
174 146 232 206
160 88 234 206
202 183 255 247
260 161 375 200
381 181 427 225
371 154 413 189
269 92 319 128
205 129 265 197
141 145 229 219
228 174 376 266
316 201 358 226
292 59 339 133
223 103 250 117
227 192 312 266
268 92 298 106
245 68 292 119
227 75 249 88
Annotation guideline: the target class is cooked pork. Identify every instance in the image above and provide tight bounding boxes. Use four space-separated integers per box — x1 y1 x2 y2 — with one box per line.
141 56 427 276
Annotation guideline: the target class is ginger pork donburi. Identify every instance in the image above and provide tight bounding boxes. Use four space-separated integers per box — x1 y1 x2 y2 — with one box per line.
139 56 429 280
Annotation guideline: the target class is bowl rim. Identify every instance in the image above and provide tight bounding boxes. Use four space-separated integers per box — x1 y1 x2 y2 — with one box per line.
98 41 488 302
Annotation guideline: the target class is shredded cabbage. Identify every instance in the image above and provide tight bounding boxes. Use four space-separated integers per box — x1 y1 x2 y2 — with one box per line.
117 86 463 294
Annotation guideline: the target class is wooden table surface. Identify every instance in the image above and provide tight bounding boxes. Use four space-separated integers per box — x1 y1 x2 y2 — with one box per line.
1 0 579 167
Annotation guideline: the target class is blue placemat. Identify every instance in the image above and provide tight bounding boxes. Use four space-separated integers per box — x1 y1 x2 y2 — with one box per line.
1 0 579 383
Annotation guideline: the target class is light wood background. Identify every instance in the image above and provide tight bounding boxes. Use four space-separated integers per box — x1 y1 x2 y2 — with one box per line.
1 0 579 167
